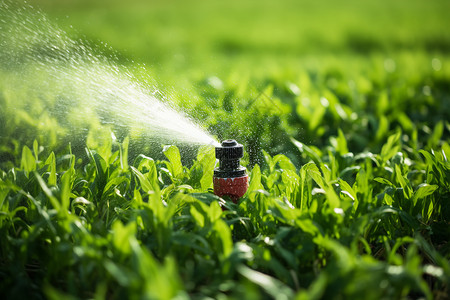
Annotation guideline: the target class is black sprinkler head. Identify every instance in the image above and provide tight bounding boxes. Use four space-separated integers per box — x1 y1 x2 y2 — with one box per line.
214 139 246 178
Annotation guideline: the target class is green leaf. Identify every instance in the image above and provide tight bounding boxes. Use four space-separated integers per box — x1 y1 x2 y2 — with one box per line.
273 154 296 172
163 145 183 178
263 150 275 172
305 163 340 209
309 101 326 131
336 128 348 155
248 164 263 193
397 112 414 132
427 121 444 149
412 184 438 207
380 131 401 163
33 139 39 162
21 145 36 177
213 219 233 258
291 137 322 165
137 155 160 191
374 177 395 187
442 142 450 162
131 166 154 194
395 165 412 199
60 170 70 215
197 145 215 190
190 203 206 227
71 197 92 213
376 90 389 116
103 176 129 195
87 149 108 196
304 163 324 189
338 179 357 201
133 189 143 206
45 152 57 186
209 200 223 223
111 220 136 255
281 169 300 204
237 265 294 299
34 172 61 211
375 114 389 142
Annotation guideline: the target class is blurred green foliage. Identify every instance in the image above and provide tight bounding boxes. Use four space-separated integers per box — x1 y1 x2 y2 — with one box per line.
35 0 450 74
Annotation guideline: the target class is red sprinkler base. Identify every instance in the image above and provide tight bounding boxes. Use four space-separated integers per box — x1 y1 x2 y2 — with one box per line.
213 139 248 204
213 175 248 203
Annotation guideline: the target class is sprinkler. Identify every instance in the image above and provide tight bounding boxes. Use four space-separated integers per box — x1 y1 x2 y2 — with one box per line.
213 139 248 203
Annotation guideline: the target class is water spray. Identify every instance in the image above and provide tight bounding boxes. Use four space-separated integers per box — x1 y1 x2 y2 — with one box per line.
213 140 248 203
0 2 218 147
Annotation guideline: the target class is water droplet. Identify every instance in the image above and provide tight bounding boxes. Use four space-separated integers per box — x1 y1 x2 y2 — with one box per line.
432 58 442 71
286 82 300 96
422 85 431 96
384 58 396 73
207 76 224 90
320 97 329 107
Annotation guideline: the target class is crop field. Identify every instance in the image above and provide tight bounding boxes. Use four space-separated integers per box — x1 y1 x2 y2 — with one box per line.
1 0 449 299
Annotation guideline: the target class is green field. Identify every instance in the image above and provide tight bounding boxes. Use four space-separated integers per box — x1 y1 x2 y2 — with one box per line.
1 0 449 299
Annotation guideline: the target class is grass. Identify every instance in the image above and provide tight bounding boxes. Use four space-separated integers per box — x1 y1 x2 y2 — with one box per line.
1 0 450 299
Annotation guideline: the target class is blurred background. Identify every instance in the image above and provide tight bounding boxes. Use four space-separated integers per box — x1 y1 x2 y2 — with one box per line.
2 0 450 166
34 0 449 78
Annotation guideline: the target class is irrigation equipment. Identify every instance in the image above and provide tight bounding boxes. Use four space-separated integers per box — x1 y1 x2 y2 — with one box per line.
213 139 248 202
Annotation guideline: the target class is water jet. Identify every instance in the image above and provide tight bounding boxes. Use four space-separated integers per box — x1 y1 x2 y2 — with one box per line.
0 1 219 155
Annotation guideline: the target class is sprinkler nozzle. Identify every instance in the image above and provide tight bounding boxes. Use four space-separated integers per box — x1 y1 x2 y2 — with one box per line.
213 139 248 203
